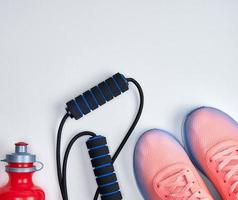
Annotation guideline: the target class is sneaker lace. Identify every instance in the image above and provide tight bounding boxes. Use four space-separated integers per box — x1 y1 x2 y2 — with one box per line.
158 169 209 200
210 145 238 196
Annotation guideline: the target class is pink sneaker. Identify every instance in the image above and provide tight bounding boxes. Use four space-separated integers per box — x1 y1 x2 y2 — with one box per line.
184 107 238 199
134 129 213 200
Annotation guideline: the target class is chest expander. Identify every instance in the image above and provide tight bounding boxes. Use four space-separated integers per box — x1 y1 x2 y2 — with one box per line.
56 73 144 200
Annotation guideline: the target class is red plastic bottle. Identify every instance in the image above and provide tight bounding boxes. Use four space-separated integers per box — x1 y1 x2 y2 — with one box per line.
0 142 45 200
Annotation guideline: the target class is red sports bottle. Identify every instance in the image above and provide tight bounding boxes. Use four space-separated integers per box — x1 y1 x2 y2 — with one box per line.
0 142 45 200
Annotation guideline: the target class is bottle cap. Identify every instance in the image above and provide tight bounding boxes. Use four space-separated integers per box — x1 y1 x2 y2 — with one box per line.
1 142 43 173
4 142 36 163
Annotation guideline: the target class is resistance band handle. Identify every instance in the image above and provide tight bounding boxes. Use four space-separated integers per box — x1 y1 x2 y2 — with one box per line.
66 73 129 120
86 136 122 200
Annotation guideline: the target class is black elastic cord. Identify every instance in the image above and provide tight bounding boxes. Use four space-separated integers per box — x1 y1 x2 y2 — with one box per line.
56 112 70 198
62 131 96 200
93 78 144 200
57 117 96 200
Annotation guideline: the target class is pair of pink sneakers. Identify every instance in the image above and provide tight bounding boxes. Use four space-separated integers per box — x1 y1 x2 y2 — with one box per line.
134 107 238 200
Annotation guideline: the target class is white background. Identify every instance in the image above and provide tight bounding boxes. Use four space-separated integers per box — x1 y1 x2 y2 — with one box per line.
0 1 238 199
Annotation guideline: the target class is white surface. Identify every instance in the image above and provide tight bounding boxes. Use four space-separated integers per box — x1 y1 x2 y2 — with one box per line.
0 1 238 199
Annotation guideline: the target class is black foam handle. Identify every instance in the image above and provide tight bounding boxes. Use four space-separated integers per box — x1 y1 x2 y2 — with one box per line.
66 73 129 120
86 136 122 200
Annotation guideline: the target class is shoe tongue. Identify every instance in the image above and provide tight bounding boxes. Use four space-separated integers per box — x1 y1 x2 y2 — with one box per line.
207 140 238 166
207 140 238 194
207 140 238 156
229 160 238 166
165 169 189 195
153 163 200 199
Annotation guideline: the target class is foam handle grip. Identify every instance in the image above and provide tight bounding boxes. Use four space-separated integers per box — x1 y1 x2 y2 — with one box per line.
86 136 122 200
66 73 129 120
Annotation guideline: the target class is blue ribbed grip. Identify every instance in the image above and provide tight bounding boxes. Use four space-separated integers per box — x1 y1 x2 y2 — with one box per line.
86 136 122 200
66 73 129 120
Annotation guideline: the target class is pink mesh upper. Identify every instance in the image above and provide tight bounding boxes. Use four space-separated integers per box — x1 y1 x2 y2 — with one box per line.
184 107 238 199
134 129 212 200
